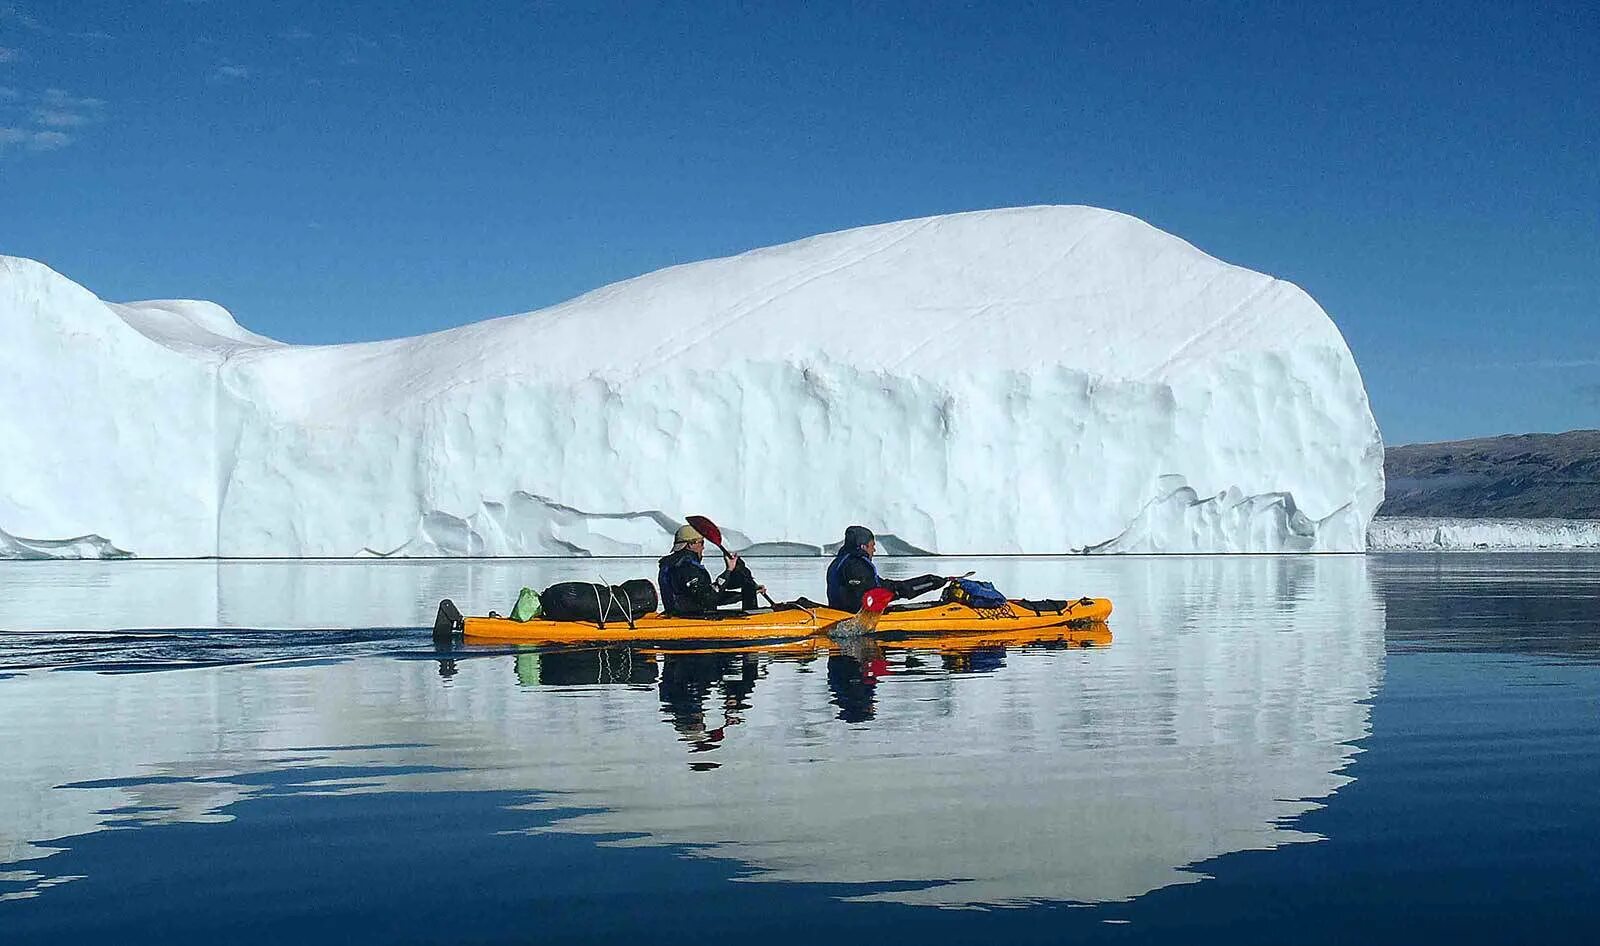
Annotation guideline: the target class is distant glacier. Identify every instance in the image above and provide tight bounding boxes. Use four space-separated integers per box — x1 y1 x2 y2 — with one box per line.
1368 517 1600 550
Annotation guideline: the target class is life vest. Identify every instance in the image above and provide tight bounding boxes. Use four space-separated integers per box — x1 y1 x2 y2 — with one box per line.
658 547 711 616
826 546 878 610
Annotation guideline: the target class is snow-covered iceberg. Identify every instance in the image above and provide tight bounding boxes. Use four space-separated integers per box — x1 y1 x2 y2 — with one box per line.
0 206 1384 558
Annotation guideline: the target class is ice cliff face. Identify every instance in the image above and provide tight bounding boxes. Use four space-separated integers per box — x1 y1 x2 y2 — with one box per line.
1368 517 1600 550
0 206 1384 558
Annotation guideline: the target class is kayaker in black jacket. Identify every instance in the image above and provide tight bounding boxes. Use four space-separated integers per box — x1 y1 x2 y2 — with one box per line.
658 523 765 616
825 525 945 611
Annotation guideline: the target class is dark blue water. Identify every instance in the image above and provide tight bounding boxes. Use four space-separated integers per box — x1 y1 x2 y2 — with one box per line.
1 554 1596 942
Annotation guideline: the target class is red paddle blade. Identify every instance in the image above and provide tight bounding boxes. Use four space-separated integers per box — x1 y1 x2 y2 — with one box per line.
684 515 723 546
861 588 894 613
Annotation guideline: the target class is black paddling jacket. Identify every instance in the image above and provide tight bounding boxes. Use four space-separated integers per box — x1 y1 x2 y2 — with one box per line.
658 548 727 616
826 547 944 611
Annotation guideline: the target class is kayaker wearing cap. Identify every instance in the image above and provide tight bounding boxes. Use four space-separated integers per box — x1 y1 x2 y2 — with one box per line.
825 525 946 612
658 523 766 616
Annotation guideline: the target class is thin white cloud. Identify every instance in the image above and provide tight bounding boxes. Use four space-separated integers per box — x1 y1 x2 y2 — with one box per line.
40 88 103 111
1418 356 1600 372
33 108 88 127
0 5 108 42
0 47 20 63
0 88 102 155
1514 358 1600 370
0 4 45 32
338 33 382 65
28 128 66 148
280 27 314 41
0 125 70 150
214 62 251 80
32 89 103 128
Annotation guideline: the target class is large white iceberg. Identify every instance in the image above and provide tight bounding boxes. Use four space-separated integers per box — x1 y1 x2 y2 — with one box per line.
0 206 1384 558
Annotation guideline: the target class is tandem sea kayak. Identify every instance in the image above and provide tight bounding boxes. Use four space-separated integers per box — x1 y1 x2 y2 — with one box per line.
435 596 1112 645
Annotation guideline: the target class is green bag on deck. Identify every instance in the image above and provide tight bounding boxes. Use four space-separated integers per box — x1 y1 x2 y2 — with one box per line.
510 587 543 622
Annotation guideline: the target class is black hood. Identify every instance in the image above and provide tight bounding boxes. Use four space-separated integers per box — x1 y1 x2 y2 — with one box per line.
842 525 875 551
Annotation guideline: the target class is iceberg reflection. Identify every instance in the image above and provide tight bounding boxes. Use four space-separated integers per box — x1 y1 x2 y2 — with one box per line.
0 555 1382 908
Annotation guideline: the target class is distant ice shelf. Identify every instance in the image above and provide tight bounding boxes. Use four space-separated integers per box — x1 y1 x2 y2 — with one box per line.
0 206 1385 559
1368 517 1600 551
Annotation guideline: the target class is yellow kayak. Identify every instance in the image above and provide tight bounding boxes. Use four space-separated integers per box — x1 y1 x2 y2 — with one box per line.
439 596 1112 645
875 598 1111 633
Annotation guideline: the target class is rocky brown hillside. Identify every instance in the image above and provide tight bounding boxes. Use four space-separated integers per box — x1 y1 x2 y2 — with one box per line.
1380 430 1600 518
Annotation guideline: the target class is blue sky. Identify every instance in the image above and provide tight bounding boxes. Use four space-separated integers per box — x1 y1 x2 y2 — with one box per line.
1 0 1595 445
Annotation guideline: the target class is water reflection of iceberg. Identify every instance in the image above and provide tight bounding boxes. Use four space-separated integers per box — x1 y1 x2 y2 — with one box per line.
0 556 1383 908
488 557 1383 906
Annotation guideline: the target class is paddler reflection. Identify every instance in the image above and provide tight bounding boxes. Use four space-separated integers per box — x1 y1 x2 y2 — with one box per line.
500 621 1111 750
825 588 894 722
827 636 888 723
658 651 761 752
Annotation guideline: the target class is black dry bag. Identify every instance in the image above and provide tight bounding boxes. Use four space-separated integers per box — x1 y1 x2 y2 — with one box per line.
540 580 658 624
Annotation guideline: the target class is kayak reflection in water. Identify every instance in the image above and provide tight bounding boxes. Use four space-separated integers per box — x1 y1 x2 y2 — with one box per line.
658 523 767 616
940 647 1006 674
520 647 658 687
825 525 945 612
658 652 761 752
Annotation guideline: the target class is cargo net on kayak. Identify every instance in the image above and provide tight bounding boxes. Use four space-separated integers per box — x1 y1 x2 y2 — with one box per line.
942 578 1015 619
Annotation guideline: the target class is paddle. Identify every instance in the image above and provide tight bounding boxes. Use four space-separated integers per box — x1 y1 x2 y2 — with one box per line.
826 586 894 639
685 515 779 608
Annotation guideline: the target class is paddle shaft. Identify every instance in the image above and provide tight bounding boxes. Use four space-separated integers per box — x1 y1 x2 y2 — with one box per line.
685 516 777 608
713 537 778 608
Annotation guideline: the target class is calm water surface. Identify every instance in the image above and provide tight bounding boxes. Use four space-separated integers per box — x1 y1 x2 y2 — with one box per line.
1 554 1596 942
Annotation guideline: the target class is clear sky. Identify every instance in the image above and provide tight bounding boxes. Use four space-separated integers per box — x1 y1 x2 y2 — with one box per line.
2 1 1595 445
